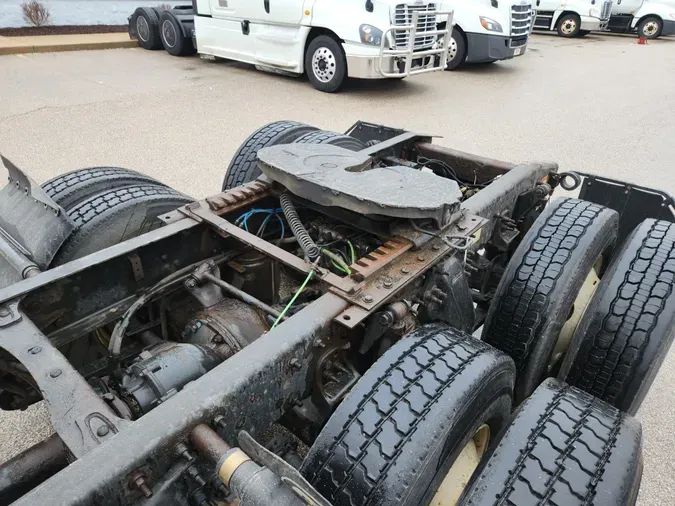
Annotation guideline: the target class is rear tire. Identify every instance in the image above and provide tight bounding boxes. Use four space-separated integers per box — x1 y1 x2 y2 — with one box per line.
305 35 348 93
42 167 166 210
637 16 663 39
293 130 366 151
557 13 582 37
222 121 318 190
159 11 196 56
482 198 618 403
458 378 643 506
53 185 192 264
130 7 163 50
559 219 675 415
301 324 515 506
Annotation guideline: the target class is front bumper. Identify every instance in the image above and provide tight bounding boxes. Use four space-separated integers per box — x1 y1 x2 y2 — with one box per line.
346 52 438 79
580 16 609 31
465 33 527 64
662 19 675 36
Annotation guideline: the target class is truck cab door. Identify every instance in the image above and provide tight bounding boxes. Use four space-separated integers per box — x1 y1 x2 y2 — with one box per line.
252 0 309 72
613 0 644 15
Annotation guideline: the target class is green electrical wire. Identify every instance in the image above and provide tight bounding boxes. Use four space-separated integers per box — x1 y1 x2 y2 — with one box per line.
270 269 314 330
347 240 355 265
322 249 351 275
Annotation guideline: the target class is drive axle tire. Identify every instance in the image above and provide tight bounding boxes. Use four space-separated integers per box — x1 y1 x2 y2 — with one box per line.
301 324 515 506
293 130 366 151
458 378 643 506
222 121 318 190
53 185 192 264
159 10 195 56
130 7 163 50
637 16 663 39
42 167 166 210
305 35 348 93
482 198 618 403
557 13 582 37
559 219 675 415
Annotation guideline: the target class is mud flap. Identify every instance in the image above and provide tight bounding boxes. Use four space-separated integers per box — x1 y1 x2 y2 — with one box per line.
0 156 74 289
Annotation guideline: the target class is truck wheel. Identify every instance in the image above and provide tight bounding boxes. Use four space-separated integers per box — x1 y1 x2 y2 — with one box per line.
637 16 663 39
458 378 643 506
293 130 366 151
557 13 582 37
305 35 348 93
301 324 515 506
446 28 467 71
559 219 675 415
52 185 192 264
159 10 196 56
482 198 618 403
130 7 163 50
222 121 318 190
42 167 166 211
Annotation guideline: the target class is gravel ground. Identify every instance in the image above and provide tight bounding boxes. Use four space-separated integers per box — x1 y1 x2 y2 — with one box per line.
0 32 674 503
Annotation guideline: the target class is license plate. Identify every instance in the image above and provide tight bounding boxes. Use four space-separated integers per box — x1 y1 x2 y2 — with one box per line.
514 47 522 56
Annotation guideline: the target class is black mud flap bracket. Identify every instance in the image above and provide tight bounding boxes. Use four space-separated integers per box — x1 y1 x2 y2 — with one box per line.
0 156 74 289
576 173 675 244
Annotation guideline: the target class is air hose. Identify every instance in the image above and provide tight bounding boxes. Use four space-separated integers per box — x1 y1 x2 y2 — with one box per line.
279 192 321 262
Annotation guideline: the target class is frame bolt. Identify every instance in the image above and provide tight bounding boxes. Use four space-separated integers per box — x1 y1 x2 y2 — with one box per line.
0 307 10 318
401 268 410 274
28 346 41 355
432 244 441 251
290 358 302 370
129 470 153 498
184 278 197 289
363 295 374 303
383 281 393 288
96 425 110 437
417 256 425 262
49 369 62 378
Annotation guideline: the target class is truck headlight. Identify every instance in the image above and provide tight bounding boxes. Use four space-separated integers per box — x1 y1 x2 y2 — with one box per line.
360 24 383 45
589 8 600 17
479 16 503 32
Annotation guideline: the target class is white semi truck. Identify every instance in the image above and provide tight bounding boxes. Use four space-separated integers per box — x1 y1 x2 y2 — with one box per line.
606 0 675 38
532 0 613 36
129 1 454 93
439 0 534 69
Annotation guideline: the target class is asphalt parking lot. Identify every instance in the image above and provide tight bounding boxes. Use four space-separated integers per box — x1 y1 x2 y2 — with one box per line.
1 32 674 505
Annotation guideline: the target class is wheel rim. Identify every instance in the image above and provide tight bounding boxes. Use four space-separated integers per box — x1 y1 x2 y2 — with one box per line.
561 18 577 35
431 425 490 505
643 20 659 36
549 257 602 370
448 36 458 63
136 16 150 42
311 47 336 83
162 19 177 48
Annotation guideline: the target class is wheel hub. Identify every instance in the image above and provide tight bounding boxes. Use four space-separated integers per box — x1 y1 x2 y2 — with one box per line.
162 20 177 48
137 16 149 42
561 19 577 35
643 21 659 36
311 47 336 83
431 424 490 505
550 257 602 370
448 36 458 63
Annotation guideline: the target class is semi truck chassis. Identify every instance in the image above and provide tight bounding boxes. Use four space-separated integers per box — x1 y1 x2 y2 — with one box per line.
0 121 672 506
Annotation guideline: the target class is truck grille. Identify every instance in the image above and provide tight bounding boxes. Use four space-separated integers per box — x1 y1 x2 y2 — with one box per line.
394 3 437 50
601 0 612 21
511 3 533 37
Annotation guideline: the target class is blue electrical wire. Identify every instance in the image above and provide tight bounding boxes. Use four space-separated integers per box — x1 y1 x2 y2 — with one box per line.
236 208 285 239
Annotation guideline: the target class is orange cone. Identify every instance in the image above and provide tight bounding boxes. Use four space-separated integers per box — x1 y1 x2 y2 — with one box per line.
637 37 647 44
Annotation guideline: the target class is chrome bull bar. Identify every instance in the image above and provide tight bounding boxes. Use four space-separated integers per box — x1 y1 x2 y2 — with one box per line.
378 10 454 78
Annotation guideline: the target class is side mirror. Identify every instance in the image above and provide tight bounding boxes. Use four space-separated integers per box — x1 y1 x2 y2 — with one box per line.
366 0 373 13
